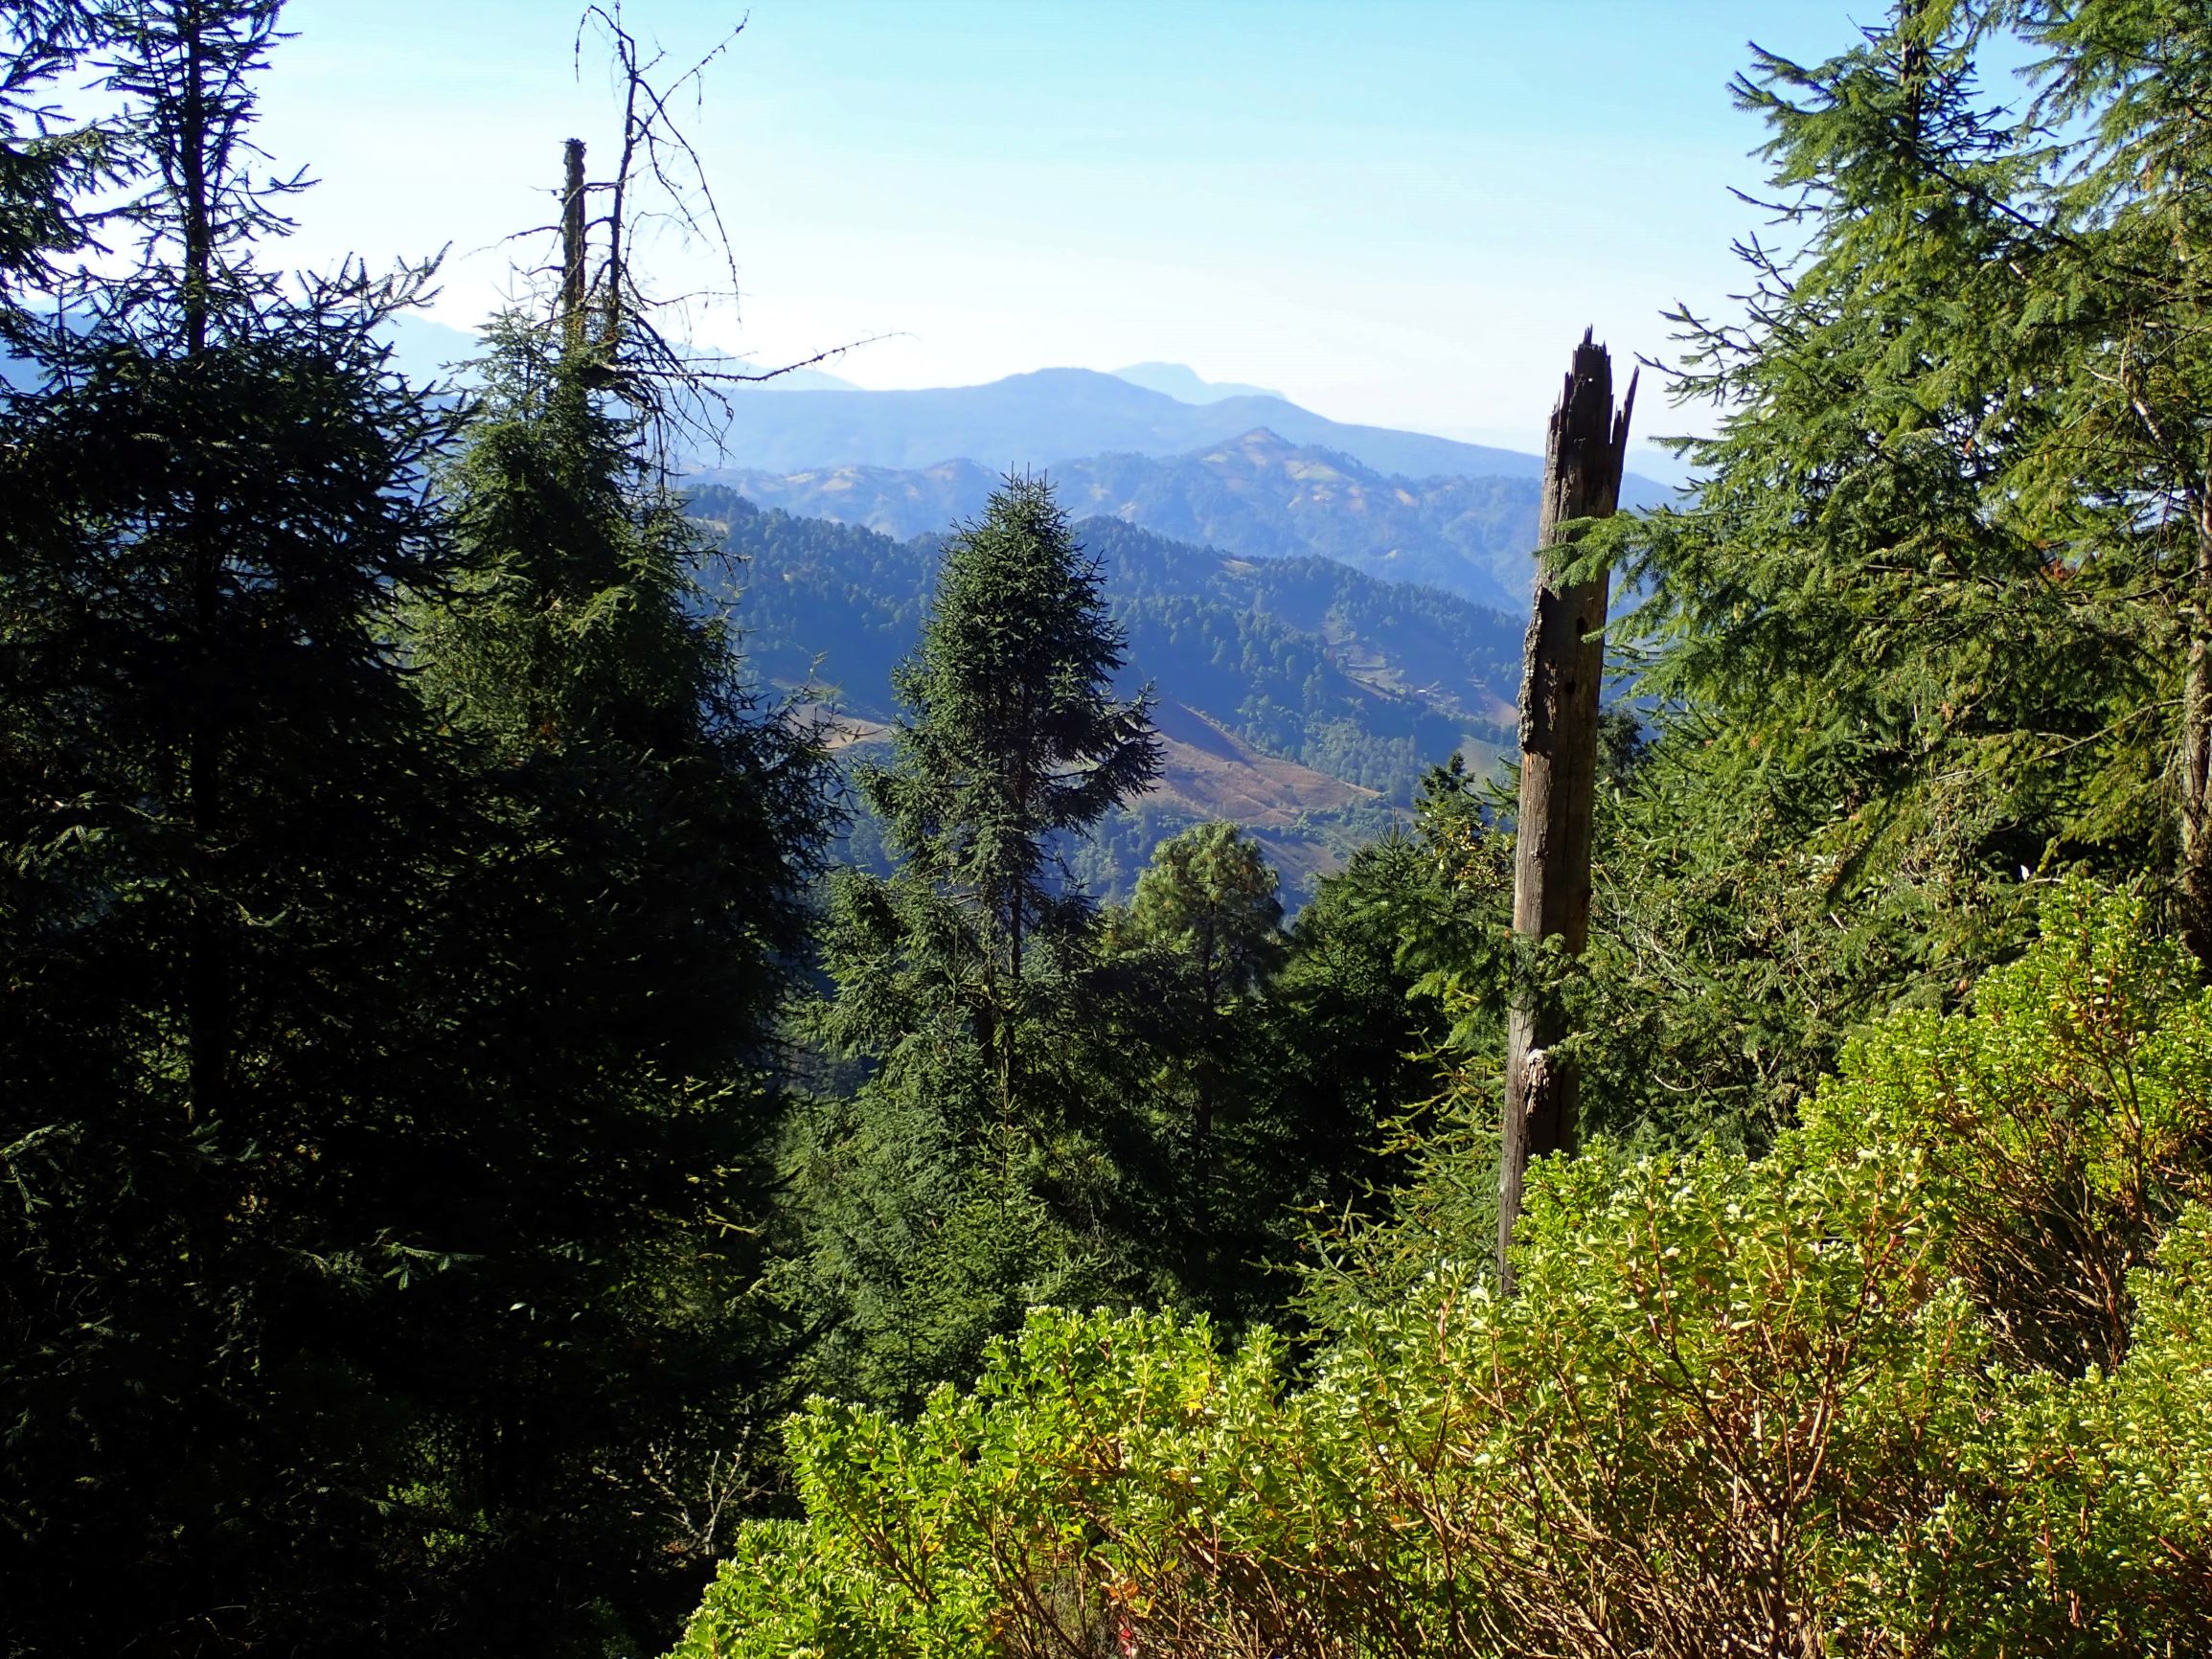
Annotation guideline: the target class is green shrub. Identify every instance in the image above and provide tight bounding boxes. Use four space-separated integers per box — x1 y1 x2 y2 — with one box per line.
673 882 2212 1659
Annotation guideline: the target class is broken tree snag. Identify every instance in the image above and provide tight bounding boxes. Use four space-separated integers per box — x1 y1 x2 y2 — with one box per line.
1498 329 1635 1295
560 138 588 343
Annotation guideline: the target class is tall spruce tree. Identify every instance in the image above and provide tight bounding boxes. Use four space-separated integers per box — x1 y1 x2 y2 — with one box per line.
392 303 832 1649
0 4 463 1652
783 476 1162 1407
855 474 1161 1117
1586 0 2212 983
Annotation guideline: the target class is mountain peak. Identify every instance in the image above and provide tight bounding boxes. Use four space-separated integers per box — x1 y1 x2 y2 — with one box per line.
1221 426 1293 450
1111 362 1285 404
684 363 1570 484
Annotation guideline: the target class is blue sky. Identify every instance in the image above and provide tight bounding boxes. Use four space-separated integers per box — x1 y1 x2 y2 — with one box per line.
261 1 1917 459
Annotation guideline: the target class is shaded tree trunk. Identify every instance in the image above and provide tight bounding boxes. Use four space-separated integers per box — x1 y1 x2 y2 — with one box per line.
1499 330 1634 1294
2182 481 2212 964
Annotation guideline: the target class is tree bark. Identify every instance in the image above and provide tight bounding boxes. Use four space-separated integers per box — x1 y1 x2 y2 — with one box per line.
2181 474 2212 965
1498 330 1634 1294
560 138 587 344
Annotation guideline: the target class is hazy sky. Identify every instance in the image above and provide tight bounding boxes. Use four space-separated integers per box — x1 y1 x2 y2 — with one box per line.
257 1 1898 458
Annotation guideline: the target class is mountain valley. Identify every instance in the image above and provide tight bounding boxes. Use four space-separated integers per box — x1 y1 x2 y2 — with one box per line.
687 488 1526 898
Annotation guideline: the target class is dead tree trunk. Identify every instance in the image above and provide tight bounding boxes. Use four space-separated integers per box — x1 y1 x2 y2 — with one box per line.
1498 330 1634 1294
2180 483 2212 965
560 138 587 343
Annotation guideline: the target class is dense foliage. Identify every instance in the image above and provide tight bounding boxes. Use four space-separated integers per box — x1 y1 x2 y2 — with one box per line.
667 3 2212 1651
1584 0 2212 982
675 885 2212 1659
1 7 827 1655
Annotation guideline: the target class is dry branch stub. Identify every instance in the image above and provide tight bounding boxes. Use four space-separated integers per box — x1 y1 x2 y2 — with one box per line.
1498 330 1635 1295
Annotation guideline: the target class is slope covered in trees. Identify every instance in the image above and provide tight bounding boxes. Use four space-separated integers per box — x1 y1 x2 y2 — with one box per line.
705 427 1670 612
689 487 1517 898
670 0 2212 1650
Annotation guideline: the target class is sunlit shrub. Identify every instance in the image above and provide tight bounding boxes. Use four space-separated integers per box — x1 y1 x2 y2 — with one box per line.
672 881 2212 1659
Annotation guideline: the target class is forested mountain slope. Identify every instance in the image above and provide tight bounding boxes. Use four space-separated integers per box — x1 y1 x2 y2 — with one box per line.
687 489 1521 895
703 428 1665 612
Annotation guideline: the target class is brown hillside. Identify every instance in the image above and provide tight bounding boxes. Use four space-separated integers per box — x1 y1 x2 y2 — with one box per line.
1142 701 1377 827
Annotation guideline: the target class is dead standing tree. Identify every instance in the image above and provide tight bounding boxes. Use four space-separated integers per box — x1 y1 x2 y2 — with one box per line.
529 6 878 462
1498 330 1634 1294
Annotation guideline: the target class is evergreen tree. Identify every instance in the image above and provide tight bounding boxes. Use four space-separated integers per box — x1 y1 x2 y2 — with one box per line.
1109 823 1287 1299
855 474 1161 1117
2018 0 2212 955
1 4 463 1651
0 2 110 333
1587 0 2212 977
2 9 831 1653
382 309 833 1648
782 476 1162 1407
1125 820 1288 1009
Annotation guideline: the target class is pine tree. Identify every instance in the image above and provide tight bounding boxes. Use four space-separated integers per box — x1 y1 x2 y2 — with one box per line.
855 473 1161 1117
1593 0 2212 974
1125 820 1288 1010
784 475 1162 1407
392 306 833 1648
2 10 832 1652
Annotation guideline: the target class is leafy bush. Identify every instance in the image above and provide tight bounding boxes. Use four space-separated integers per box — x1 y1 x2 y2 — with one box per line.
672 882 2212 1658
1800 882 2212 1374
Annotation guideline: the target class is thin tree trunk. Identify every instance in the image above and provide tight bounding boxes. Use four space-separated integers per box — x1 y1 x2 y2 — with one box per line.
1498 330 1634 1294
2180 476 2212 963
180 4 229 1126
560 138 587 345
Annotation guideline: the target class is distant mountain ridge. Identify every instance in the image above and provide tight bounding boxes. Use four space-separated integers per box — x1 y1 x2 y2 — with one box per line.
364 327 1673 533
1110 362 1284 403
703 426 1613 613
687 365 1564 482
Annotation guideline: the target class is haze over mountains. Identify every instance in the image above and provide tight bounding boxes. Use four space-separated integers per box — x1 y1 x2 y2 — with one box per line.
711 428 1563 613
693 364 1557 480
379 314 1669 611
673 352 1669 611
374 314 1632 886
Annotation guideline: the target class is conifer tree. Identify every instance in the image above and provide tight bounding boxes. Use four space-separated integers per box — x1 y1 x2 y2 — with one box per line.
785 476 1162 1406
1126 820 1287 1009
1593 0 2212 978
855 474 1161 1116
1113 822 1287 1289
0 2 110 332
3 9 831 1652
391 302 832 1647
1 3 462 1651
